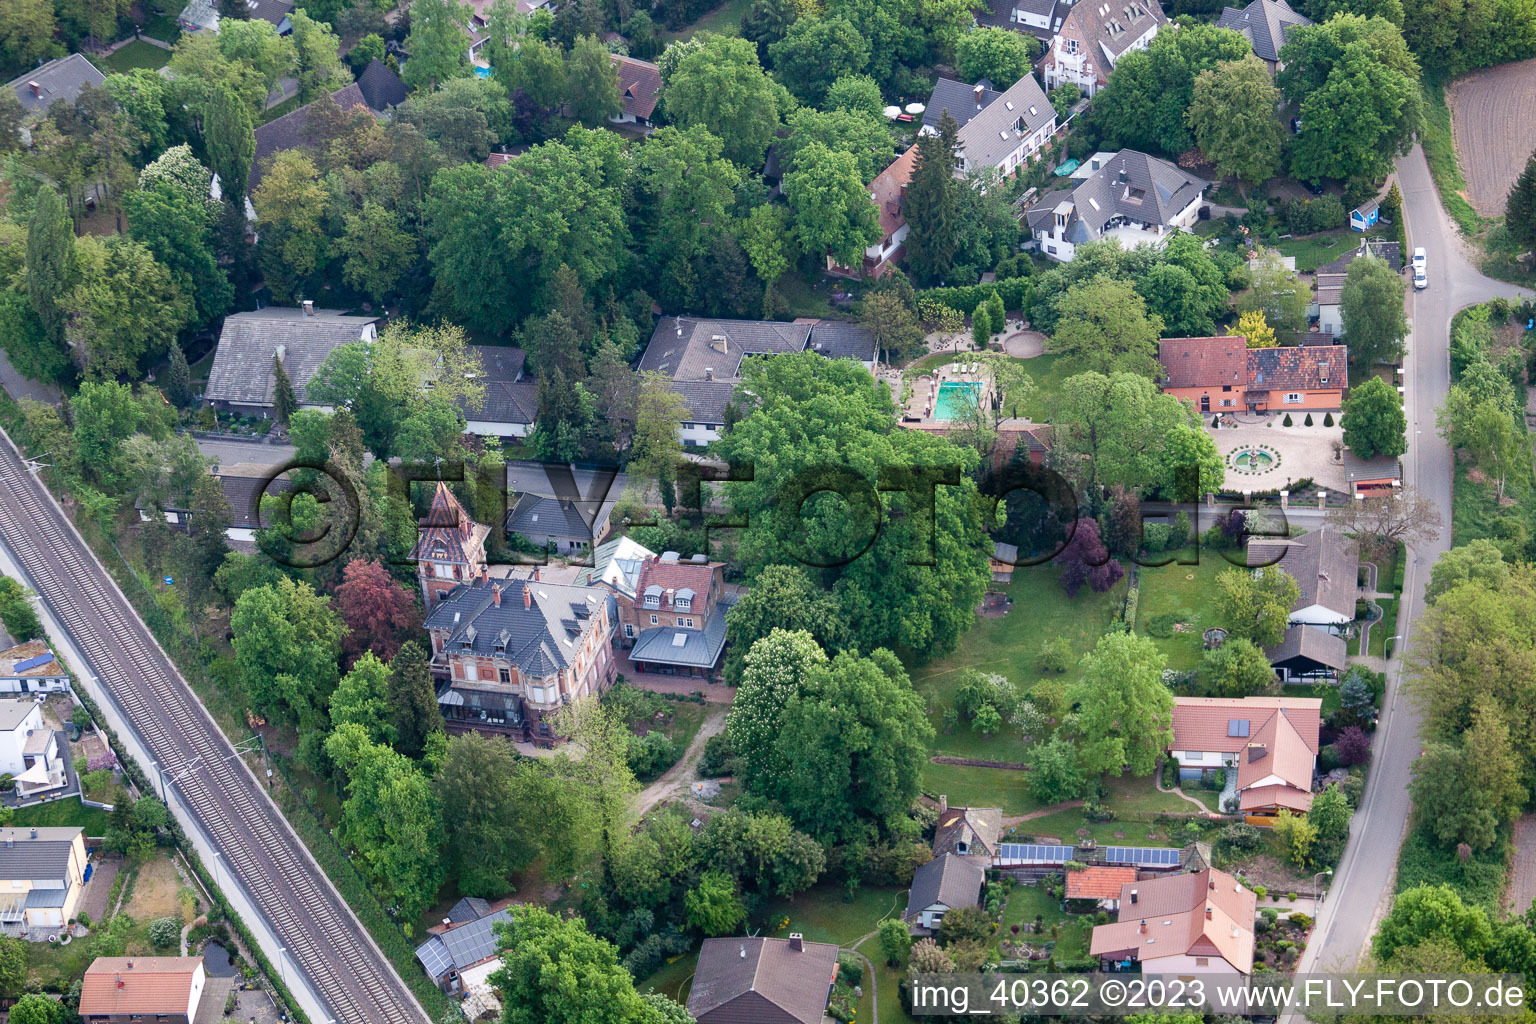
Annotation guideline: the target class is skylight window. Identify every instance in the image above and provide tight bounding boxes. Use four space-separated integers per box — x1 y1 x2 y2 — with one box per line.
672 633 688 647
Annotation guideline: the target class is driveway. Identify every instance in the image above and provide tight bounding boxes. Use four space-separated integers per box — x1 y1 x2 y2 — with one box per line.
631 704 727 820
1289 145 1530 986
0 352 60 406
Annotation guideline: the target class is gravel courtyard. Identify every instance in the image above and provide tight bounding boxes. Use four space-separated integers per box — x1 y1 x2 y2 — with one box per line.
1211 418 1352 495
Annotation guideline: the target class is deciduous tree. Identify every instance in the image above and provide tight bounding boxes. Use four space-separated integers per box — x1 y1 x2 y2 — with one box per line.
1073 631 1172 776
665 35 784 167
1215 566 1299 649
783 141 881 268
1340 254 1409 367
1186 55 1284 184
1341 376 1407 459
954 27 1035 86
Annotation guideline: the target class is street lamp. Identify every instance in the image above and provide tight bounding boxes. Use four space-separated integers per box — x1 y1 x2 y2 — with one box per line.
1312 867 1333 904
211 850 222 892
277 947 288 987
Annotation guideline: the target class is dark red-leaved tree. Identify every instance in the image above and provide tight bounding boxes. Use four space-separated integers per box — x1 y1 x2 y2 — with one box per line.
1334 726 1370 766
1057 518 1124 598
334 559 420 666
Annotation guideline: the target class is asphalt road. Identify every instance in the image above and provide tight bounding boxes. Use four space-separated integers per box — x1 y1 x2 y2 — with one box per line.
1292 145 1530 979
0 433 428 1024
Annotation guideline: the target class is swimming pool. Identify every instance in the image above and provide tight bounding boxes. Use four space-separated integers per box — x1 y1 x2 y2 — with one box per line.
474 65 493 78
935 381 981 420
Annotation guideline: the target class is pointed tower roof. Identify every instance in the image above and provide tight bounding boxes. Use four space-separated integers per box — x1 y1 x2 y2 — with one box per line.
410 482 490 565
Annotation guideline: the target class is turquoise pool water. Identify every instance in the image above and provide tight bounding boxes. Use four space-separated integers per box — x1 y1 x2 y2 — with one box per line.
935 381 981 420
474 66 493 78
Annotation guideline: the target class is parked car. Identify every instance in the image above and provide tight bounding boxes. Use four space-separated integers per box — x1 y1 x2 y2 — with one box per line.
1414 267 1428 290
1412 246 1427 271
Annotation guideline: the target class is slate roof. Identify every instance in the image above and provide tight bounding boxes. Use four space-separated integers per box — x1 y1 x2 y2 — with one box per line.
0 827 81 881
1264 625 1347 673
250 83 369 190
1091 868 1256 972
356 59 408 112
807 320 879 363
248 0 295 28
506 492 614 546
688 936 840 1024
1216 0 1311 62
905 853 985 919
219 470 295 531
1158 336 1245 389
462 345 536 428
1026 149 1205 241
954 74 1056 171
1247 345 1346 392
424 579 608 677
447 896 492 924
1067 866 1138 901
638 318 812 381
7 55 105 119
411 482 490 566
80 957 204 1017
204 307 379 408
414 907 514 981
629 603 730 669
669 380 737 425
974 0 1069 38
1341 450 1402 486
922 78 1004 133
610 54 661 120
1247 528 1358 620
933 806 1003 858
867 146 918 239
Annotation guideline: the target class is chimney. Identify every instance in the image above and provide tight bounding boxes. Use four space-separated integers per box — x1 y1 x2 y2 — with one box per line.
1138 920 1147 934
1247 742 1267 762
1130 889 1138 904
28 828 35 839
1209 879 1216 890
523 584 532 610
710 335 728 354
126 961 134 970
478 565 488 584
704 367 714 381
939 794 948 814
115 975 123 989
974 83 984 108
28 82 42 97
1205 906 1213 920
302 299 315 316
789 933 804 952
492 584 502 608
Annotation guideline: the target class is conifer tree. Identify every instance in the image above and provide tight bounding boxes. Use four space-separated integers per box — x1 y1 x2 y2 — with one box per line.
1507 150 1536 252
904 111 961 285
272 355 297 426
164 344 193 408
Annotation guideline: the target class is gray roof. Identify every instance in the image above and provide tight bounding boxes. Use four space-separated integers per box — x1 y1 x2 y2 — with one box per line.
1025 148 1206 240
24 888 66 909
905 853 985 919
0 827 81 882
248 0 295 27
974 0 1067 39
669 380 737 425
1216 0 1311 62
638 318 811 381
7 55 105 119
414 907 514 980
955 74 1055 171
688 936 840 1024
204 308 379 408
424 579 608 678
356 58 407 111
922 78 1004 132
461 346 536 427
505 492 614 546
1264 625 1346 672
1341 450 1401 486
1247 528 1358 620
251 83 369 190
628 602 730 669
807 321 878 363
0 701 35 731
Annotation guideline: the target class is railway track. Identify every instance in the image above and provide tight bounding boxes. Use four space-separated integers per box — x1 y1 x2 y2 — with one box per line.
0 431 427 1024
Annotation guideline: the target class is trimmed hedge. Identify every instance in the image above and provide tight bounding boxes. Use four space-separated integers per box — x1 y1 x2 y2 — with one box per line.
916 277 1035 320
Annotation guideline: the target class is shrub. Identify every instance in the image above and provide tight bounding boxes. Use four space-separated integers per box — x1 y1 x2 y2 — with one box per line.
1287 892 1298 901
1334 726 1370 766
698 733 734 778
1317 744 1341 773
837 952 864 987
626 731 679 781
1323 412 1334 426
1255 914 1273 934
1341 770 1365 807
1219 823 1262 851
1304 413 1314 426
147 917 181 949
1035 636 1073 673
1147 611 1184 638
1282 413 1293 426
1253 885 1269 901
1288 913 1314 928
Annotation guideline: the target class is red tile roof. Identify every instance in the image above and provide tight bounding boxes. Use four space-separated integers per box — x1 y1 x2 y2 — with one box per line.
634 558 718 613
1090 869 1257 973
1247 345 1347 391
80 957 203 1016
1067 866 1137 900
870 146 919 239
1172 696 1321 810
610 54 661 120
1158 336 1245 389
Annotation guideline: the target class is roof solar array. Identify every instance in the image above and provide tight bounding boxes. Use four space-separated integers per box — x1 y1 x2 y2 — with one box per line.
1101 846 1181 866
996 843 1075 863
415 938 451 978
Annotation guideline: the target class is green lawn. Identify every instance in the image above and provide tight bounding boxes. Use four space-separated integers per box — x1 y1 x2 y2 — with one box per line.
1368 597 1397 657
1016 353 1070 421
637 951 698 1004
658 0 753 40
759 883 906 947
1134 552 1230 672
922 762 1041 815
139 11 183 43
14 797 112 833
1420 83 1487 237
100 41 170 73
1274 229 1358 272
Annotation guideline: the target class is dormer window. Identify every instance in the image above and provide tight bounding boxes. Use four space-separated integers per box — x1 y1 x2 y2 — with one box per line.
643 584 662 609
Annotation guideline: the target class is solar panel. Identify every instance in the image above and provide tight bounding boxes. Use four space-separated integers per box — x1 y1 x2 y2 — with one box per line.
997 843 1074 863
1101 846 1181 866
1228 718 1251 737
415 937 452 978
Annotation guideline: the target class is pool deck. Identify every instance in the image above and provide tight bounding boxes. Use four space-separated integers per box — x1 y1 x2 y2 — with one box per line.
902 362 996 423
